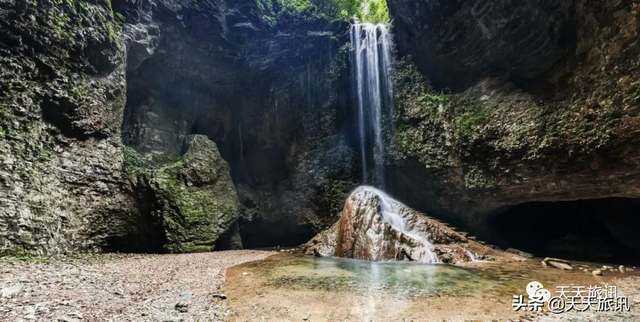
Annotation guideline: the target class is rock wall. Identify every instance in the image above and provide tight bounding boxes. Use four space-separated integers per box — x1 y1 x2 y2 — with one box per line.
4 0 635 257
385 0 640 248
118 0 359 248
0 0 139 255
0 0 358 255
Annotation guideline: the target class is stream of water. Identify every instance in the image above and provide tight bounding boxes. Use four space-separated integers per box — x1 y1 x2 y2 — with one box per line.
350 25 440 263
350 23 394 188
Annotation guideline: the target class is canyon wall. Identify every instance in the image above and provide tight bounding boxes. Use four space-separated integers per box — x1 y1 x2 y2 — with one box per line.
0 0 358 255
385 0 640 258
1 0 638 258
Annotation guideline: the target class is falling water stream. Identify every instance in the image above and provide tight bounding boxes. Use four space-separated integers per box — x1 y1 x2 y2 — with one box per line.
349 24 440 262
350 23 394 188
358 186 439 263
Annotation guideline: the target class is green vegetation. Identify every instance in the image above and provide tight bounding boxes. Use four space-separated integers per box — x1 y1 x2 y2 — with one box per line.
25 0 125 55
122 145 144 175
360 0 389 23
418 92 450 103
454 109 488 140
123 137 241 254
256 0 390 26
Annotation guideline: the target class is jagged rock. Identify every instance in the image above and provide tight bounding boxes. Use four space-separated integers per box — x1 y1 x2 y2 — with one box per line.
0 0 139 256
1 0 357 255
130 135 241 253
385 0 640 257
305 186 521 264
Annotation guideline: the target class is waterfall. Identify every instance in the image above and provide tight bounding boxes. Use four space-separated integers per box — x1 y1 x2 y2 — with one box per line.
349 24 437 262
359 186 439 263
350 23 394 188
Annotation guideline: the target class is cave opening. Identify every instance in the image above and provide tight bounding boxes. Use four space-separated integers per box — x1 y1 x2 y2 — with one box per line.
495 198 640 264
240 219 316 249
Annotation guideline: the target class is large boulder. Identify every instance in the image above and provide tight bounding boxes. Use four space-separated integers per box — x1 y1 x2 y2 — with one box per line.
305 186 519 264
132 135 242 253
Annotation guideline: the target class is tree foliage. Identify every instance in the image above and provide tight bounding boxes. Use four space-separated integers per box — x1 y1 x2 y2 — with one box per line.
256 0 390 26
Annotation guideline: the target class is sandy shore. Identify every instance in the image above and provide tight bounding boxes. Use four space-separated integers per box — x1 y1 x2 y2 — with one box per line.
3 251 639 321
0 250 274 322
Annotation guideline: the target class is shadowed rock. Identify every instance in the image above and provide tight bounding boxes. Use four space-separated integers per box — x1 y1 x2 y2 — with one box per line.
128 135 242 253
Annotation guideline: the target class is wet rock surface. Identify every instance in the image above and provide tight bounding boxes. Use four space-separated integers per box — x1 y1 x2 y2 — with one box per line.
305 186 519 264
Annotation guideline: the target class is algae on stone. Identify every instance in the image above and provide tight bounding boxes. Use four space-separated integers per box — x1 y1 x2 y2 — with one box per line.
129 135 241 253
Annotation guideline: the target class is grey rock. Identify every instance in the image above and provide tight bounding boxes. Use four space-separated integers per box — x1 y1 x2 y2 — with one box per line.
1 285 22 298
174 302 189 313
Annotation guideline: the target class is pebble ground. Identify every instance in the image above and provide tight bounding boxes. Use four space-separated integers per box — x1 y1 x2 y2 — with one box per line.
0 250 274 322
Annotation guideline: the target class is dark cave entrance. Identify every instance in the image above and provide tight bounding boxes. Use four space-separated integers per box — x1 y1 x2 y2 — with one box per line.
495 198 640 264
240 219 316 249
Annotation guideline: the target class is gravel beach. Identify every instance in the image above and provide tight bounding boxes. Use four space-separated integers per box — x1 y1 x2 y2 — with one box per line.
0 250 274 322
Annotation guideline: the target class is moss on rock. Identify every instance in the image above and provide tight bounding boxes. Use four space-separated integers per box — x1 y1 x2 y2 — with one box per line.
385 48 639 237
126 135 241 253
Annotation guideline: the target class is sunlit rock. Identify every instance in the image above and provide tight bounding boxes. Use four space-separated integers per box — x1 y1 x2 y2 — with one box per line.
305 186 519 264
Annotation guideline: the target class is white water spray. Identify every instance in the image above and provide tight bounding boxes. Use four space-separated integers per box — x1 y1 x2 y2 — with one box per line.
350 24 437 263
357 186 439 263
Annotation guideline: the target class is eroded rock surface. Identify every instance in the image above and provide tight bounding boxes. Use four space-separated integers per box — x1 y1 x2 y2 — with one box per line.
127 135 241 253
385 0 640 252
0 0 137 255
0 0 357 255
118 0 358 248
305 187 518 264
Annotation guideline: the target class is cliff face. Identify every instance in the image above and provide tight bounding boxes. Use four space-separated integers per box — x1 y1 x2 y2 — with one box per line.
2 0 637 257
0 0 134 255
386 0 640 254
0 0 358 255
118 0 358 248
